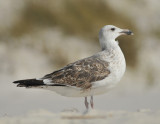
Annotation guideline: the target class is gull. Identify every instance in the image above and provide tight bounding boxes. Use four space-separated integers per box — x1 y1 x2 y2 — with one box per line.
13 25 133 110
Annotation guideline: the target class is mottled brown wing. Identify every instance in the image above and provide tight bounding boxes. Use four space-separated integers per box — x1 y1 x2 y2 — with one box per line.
42 57 110 89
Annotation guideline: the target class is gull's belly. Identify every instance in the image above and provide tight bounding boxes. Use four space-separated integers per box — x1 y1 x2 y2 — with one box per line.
90 60 126 95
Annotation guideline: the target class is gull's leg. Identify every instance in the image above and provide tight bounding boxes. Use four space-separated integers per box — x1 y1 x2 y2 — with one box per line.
90 96 94 109
85 97 89 109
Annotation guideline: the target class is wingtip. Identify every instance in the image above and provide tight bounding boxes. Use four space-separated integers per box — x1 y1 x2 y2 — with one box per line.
13 79 44 87
17 84 26 87
13 80 19 84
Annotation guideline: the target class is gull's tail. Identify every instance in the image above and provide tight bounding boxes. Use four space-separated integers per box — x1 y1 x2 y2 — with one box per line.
13 79 44 87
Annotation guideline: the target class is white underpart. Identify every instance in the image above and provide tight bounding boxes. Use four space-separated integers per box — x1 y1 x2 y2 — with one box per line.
33 25 127 97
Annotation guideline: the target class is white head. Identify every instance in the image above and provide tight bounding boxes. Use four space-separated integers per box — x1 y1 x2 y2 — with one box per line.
99 25 133 50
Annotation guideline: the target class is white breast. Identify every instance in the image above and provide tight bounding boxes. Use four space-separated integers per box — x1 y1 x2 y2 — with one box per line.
91 46 126 92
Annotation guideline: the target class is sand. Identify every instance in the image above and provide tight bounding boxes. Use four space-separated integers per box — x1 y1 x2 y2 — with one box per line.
0 109 160 124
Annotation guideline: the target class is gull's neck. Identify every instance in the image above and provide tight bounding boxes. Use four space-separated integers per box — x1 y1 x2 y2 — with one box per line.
99 38 119 51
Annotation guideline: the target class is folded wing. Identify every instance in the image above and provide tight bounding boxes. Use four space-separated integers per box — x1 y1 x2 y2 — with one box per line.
42 56 110 90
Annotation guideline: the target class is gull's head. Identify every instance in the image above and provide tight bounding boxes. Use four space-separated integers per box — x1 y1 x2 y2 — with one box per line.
99 25 133 41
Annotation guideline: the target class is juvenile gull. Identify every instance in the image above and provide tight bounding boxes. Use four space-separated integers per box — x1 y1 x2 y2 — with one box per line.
13 25 133 109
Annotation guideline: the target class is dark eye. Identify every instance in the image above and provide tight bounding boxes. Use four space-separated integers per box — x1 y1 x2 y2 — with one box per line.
111 28 115 31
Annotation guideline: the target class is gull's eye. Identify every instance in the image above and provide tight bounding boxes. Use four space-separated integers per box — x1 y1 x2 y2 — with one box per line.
111 28 115 31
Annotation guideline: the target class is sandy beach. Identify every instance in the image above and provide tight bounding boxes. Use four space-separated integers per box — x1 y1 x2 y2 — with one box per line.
1 109 160 124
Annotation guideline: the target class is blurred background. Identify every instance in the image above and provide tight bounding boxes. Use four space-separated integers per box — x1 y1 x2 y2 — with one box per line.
0 0 160 116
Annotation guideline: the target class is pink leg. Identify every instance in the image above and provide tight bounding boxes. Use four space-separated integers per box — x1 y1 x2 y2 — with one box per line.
90 96 94 109
85 97 89 109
